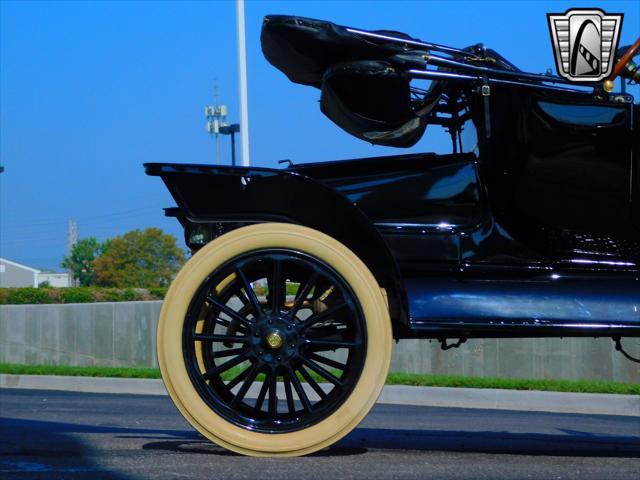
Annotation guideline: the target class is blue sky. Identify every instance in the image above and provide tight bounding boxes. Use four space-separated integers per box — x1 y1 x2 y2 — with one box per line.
1 0 638 270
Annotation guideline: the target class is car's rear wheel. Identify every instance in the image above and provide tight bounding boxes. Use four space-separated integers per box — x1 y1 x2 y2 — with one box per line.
157 223 392 456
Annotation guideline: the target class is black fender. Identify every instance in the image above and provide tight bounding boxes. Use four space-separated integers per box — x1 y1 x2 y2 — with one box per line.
145 162 409 334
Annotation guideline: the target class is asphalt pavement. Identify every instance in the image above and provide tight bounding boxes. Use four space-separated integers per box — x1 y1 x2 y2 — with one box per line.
1 388 639 480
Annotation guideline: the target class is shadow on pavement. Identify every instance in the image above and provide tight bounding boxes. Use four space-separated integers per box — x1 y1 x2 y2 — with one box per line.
0 417 142 479
338 427 640 457
138 424 640 458
2 415 639 473
142 439 367 457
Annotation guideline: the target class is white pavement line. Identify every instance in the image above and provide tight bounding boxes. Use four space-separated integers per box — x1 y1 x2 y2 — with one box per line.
1 374 638 417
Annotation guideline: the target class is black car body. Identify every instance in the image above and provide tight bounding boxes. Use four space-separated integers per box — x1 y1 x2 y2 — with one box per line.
146 15 639 457
147 16 640 341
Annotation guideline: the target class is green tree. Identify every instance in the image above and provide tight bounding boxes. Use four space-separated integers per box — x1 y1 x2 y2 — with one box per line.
93 228 185 288
62 237 108 286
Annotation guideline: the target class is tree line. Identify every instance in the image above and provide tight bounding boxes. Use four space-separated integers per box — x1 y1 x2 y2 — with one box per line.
62 227 186 288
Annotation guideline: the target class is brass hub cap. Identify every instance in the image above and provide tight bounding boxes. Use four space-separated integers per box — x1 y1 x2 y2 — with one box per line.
265 331 284 350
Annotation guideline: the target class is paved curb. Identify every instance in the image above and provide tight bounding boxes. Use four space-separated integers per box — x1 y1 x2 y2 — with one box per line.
1 374 638 417
376 384 640 416
0 374 167 396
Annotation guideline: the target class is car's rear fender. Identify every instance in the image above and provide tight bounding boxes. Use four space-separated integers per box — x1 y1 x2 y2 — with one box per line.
145 162 409 333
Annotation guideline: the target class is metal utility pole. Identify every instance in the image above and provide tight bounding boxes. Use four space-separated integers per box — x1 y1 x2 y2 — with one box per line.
67 219 78 286
236 0 251 166
204 85 240 166
213 83 221 162
67 219 77 255
205 83 228 165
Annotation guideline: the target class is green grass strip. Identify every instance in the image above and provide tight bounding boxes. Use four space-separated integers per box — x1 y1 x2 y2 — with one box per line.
0 363 161 379
1 363 637 395
385 372 640 395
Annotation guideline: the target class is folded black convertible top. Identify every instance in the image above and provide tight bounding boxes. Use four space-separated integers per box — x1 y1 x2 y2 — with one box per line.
261 15 423 88
261 15 594 149
262 15 450 147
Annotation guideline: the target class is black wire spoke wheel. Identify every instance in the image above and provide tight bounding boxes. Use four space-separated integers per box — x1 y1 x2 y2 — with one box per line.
184 249 366 432
157 223 391 456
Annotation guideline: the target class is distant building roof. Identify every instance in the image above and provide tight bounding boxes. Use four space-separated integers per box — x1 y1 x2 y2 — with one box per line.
0 257 40 274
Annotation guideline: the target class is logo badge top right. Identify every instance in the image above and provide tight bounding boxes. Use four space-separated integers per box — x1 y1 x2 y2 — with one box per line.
548 9 623 82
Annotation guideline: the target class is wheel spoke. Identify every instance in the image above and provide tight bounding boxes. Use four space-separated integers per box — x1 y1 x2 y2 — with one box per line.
225 363 253 390
304 338 359 350
206 294 253 328
212 347 246 359
288 366 312 412
287 273 319 320
297 302 348 331
268 370 278 416
235 267 263 317
254 380 269 411
230 362 260 407
223 305 252 344
204 315 249 335
283 374 296 414
297 366 327 399
183 247 368 432
203 352 249 380
300 357 343 386
235 288 250 307
270 260 283 314
193 333 249 344
308 353 347 371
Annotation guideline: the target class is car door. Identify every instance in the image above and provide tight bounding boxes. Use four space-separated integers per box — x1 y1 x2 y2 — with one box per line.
512 95 636 264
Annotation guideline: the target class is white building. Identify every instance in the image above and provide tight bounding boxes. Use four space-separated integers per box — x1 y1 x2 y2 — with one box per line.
0 258 71 288
38 271 72 287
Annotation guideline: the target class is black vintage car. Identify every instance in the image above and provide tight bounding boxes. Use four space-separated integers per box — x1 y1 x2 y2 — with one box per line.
145 16 640 456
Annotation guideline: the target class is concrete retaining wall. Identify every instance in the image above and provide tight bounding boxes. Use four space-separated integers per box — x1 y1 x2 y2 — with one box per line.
390 338 640 383
0 302 161 368
1 302 638 382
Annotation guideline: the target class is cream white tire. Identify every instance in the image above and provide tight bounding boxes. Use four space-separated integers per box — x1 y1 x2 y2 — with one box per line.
157 222 392 457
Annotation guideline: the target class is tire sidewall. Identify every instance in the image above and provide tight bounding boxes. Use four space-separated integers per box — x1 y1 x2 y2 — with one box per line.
158 223 392 456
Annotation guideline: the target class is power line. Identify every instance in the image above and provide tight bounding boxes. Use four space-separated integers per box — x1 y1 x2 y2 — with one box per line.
1 204 164 232
0 208 175 248
0 190 170 224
